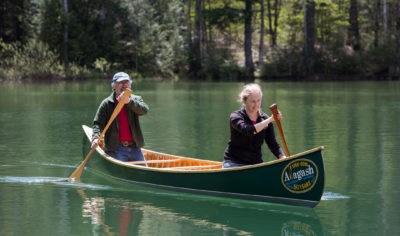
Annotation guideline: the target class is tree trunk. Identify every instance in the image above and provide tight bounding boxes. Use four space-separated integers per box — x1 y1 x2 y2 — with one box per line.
244 0 255 78
348 0 360 50
395 0 400 75
186 0 192 52
383 0 388 44
259 0 265 66
63 0 69 69
272 0 280 46
208 0 212 43
179 0 185 36
304 0 316 74
191 0 203 78
267 0 274 46
266 0 280 47
374 0 381 47
201 0 207 46
320 3 327 43
266 0 275 46
100 2 105 54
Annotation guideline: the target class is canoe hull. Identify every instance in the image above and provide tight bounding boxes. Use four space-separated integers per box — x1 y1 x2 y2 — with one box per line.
82 125 325 207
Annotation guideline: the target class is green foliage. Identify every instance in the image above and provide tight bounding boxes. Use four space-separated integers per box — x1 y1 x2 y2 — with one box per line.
39 0 133 69
0 0 40 43
40 0 64 57
319 46 364 75
260 47 303 78
260 45 367 77
1 0 400 80
202 45 246 81
0 39 91 80
122 0 187 77
363 44 396 75
93 57 111 73
203 7 243 30
0 39 64 79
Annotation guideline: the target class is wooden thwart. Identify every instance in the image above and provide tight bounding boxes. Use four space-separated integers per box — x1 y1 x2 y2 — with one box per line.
128 159 182 165
127 158 222 170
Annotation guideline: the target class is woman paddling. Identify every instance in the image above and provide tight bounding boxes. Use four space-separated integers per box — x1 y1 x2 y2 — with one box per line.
223 83 286 168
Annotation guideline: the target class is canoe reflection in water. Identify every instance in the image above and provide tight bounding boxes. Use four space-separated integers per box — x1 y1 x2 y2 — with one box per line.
76 186 323 235
79 189 142 236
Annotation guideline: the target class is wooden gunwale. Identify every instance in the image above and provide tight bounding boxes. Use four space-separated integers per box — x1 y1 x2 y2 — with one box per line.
100 145 324 173
83 125 323 173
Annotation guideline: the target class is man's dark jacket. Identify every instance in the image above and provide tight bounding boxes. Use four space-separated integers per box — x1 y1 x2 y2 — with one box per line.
92 92 149 152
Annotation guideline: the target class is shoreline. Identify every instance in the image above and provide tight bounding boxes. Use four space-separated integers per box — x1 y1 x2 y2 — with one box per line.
1 73 400 83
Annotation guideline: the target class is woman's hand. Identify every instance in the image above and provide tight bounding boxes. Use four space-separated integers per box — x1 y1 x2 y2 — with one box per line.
272 110 283 122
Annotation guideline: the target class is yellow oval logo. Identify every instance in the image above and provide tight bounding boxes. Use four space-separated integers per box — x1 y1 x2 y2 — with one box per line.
282 159 318 193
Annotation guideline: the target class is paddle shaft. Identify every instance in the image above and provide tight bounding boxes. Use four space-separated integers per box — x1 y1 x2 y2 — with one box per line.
69 89 132 179
269 104 290 157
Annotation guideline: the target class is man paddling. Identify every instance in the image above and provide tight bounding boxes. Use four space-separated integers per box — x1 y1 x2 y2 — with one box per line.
91 72 149 163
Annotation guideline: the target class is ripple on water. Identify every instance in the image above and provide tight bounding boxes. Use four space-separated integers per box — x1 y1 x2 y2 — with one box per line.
321 192 350 200
0 176 111 190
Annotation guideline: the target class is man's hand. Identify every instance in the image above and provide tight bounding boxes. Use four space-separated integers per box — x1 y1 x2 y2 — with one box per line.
91 139 100 149
117 90 130 104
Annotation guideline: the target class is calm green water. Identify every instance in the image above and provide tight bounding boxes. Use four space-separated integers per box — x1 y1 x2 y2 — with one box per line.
0 80 399 235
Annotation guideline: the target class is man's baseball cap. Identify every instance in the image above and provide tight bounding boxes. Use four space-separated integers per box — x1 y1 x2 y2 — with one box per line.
112 72 131 82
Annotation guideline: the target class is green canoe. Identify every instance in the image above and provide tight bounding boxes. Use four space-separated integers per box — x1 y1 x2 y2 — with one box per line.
81 125 325 207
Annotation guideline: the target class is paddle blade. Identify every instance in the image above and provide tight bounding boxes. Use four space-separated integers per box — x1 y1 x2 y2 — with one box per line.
69 148 95 180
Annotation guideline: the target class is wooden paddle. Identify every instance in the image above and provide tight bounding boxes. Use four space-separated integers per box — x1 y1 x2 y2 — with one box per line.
69 89 132 180
269 104 290 157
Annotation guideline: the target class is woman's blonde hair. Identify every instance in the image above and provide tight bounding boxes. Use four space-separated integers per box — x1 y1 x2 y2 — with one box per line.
238 83 262 103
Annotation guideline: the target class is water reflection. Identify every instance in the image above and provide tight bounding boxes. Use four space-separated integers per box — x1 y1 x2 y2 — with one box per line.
2 80 399 235
75 182 323 236
0 172 323 235
0 171 330 235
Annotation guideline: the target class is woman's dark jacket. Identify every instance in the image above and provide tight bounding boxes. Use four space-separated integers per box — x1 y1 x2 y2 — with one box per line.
92 92 149 152
223 107 284 165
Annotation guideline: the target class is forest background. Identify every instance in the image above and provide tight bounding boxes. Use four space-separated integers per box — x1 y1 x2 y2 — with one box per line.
2 0 400 81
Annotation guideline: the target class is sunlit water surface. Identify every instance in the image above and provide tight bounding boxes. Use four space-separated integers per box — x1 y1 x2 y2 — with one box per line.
0 80 399 235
